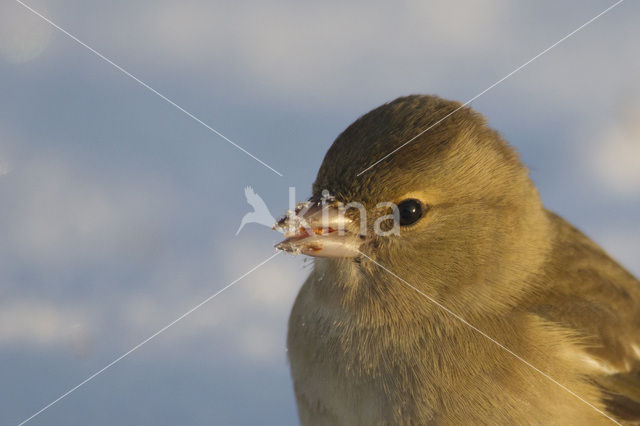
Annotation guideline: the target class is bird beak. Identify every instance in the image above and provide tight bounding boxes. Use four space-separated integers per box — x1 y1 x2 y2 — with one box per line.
274 196 363 258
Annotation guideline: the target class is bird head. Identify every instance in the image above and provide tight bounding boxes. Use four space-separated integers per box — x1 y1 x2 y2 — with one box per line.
276 95 552 314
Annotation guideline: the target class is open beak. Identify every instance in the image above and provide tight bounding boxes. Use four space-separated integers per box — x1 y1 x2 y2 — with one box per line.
274 196 363 258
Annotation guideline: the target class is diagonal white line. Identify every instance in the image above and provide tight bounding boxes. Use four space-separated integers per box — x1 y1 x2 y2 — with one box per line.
357 250 621 425
357 0 625 176
14 0 283 177
17 251 282 426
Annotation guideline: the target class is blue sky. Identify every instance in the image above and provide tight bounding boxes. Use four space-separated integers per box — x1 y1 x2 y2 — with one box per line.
1 0 639 424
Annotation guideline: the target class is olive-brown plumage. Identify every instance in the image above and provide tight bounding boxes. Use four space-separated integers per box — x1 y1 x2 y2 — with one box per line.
285 95 640 425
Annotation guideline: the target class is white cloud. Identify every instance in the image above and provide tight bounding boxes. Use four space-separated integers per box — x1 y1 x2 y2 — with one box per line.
6 158 175 268
96 0 634 116
79 0 512 103
0 2 52 64
0 300 92 354
404 0 511 48
1 151 301 364
120 243 305 363
239 324 284 364
588 104 640 195
29 0 635 113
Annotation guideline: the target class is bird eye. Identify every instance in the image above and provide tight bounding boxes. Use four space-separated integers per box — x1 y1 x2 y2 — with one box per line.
397 199 425 226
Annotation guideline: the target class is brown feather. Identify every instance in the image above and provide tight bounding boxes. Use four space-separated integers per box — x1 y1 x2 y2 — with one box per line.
286 95 640 425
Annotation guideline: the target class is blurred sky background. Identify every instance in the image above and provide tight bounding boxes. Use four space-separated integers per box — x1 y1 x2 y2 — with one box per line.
1 0 639 424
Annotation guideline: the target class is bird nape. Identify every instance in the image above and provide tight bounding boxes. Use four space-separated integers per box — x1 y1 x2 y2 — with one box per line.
275 95 640 425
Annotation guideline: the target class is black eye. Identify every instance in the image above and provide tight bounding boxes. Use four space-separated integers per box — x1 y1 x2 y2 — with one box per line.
397 199 425 226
